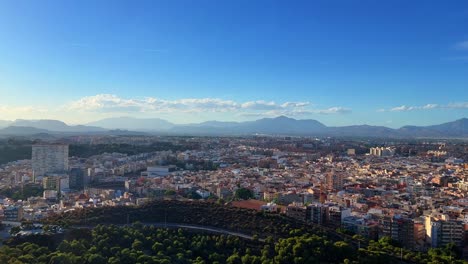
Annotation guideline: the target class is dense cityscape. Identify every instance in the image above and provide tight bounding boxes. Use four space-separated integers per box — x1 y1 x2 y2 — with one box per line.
0 134 466 262
1 1 468 263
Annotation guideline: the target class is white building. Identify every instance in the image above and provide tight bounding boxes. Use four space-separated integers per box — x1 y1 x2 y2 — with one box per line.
369 147 395 157
196 189 211 199
142 166 176 177
43 190 58 200
261 202 278 212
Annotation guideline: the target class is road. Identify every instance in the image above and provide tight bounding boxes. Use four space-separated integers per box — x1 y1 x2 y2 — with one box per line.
143 223 263 241
74 222 264 242
2 221 262 242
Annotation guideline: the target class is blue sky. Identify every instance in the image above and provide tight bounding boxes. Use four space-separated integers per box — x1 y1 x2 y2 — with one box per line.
0 0 467 127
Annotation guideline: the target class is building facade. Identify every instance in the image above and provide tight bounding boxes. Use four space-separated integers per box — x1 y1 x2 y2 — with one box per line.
69 167 85 190
32 144 69 177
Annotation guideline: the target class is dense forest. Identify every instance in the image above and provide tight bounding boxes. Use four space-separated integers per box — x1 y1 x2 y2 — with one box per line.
0 225 365 264
39 200 466 264
3 223 464 264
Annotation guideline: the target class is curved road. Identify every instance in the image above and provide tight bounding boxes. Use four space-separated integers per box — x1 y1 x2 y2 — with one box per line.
74 222 264 242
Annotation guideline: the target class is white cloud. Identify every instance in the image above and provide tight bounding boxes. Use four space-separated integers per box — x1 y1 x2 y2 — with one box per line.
380 102 468 112
239 106 351 118
67 94 239 113
390 105 416 112
67 94 349 119
237 112 266 118
447 102 468 109
454 40 468 50
315 107 351 114
241 100 282 110
422 104 439 109
280 102 310 108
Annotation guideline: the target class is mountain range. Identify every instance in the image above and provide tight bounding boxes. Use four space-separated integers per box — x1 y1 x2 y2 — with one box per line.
9 119 106 132
87 117 174 131
0 116 466 138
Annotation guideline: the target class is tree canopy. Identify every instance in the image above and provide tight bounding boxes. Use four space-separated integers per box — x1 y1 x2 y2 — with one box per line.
234 188 254 200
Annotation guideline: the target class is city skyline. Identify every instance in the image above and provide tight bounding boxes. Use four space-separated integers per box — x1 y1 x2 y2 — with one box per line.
0 1 467 127
0 2 467 262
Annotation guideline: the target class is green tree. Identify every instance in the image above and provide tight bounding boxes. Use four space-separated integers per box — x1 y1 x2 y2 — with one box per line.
164 190 176 196
49 252 81 264
86 254 107 264
235 188 254 200
132 239 144 251
10 226 21 235
227 252 242 264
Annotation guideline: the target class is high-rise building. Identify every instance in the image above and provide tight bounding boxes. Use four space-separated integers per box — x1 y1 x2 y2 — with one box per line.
32 144 69 177
286 202 307 221
308 203 328 225
342 216 379 240
380 215 415 249
43 176 60 190
69 167 85 190
327 206 351 227
425 215 464 248
369 147 395 157
3 206 24 221
326 172 344 191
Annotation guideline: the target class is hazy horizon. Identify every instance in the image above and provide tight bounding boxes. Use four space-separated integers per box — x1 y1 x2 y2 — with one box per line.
0 115 466 130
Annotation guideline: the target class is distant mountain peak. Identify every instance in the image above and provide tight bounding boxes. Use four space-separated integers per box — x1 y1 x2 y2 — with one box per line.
274 115 293 120
9 119 105 132
87 117 175 131
14 119 67 124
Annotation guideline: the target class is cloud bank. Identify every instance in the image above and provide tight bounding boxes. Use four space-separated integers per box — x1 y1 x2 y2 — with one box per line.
66 94 350 117
379 102 468 112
